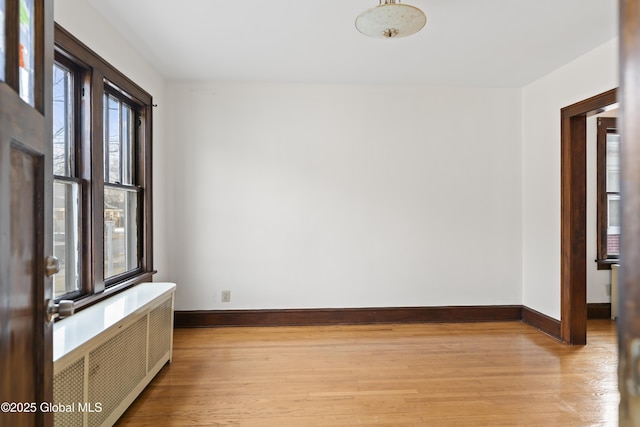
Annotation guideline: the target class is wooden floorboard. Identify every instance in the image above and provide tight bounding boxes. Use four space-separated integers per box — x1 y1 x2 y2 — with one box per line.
115 320 618 426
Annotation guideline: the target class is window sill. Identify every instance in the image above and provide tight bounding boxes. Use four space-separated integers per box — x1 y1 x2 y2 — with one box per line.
68 270 157 315
596 259 620 270
53 281 175 361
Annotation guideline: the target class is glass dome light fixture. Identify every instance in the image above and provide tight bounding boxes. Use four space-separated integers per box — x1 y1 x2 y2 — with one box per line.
355 0 426 39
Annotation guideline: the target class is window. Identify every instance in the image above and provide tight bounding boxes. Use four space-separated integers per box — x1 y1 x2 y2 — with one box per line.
19 0 35 105
53 61 81 299
596 116 620 269
103 93 140 281
53 24 153 306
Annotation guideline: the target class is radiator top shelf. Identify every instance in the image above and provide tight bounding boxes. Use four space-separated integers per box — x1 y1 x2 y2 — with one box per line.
53 282 176 361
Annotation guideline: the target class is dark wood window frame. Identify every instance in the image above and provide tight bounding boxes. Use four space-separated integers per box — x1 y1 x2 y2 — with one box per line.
596 116 619 270
54 23 154 310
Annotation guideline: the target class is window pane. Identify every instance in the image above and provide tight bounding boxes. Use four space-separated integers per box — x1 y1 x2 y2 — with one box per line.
608 196 621 228
107 95 120 183
104 94 135 185
104 187 138 279
0 0 5 82
53 63 73 176
19 0 35 105
121 104 134 185
608 234 620 257
54 180 81 298
607 194 621 257
606 133 620 193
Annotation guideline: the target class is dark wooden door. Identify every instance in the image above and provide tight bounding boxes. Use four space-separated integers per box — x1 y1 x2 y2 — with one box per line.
618 0 640 424
0 1 53 426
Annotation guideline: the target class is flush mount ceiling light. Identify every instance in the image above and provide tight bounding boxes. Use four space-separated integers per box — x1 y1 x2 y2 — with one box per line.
355 0 426 39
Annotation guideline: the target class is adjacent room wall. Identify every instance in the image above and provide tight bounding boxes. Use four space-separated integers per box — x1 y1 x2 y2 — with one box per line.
522 38 618 319
166 83 523 310
54 0 170 282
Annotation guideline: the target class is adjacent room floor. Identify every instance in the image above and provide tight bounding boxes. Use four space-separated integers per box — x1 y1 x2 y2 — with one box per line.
116 319 618 426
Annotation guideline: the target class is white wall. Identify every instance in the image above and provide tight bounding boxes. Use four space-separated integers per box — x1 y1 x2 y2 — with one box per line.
522 38 618 319
54 0 617 315
166 83 522 310
54 0 170 282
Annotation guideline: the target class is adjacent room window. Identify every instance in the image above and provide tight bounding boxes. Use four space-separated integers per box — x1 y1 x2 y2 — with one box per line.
53 24 153 305
596 116 620 269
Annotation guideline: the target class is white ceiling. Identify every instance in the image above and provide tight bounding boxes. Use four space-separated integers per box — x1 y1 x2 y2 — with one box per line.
87 0 618 87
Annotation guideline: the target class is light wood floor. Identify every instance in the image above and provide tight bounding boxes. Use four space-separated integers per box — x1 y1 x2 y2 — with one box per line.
115 320 618 426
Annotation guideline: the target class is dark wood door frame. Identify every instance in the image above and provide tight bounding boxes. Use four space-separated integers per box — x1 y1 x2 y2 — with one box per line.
560 88 617 345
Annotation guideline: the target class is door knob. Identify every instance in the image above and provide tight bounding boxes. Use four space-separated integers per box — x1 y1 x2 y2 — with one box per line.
46 299 75 323
45 256 59 277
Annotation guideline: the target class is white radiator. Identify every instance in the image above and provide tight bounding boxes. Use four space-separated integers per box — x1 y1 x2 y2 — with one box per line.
53 282 176 427
611 265 619 320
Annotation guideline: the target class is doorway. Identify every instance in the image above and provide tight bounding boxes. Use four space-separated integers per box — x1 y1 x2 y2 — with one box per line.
560 88 617 345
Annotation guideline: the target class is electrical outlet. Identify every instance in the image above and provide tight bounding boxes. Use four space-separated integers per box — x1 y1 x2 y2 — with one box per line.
605 283 612 296
221 290 231 303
